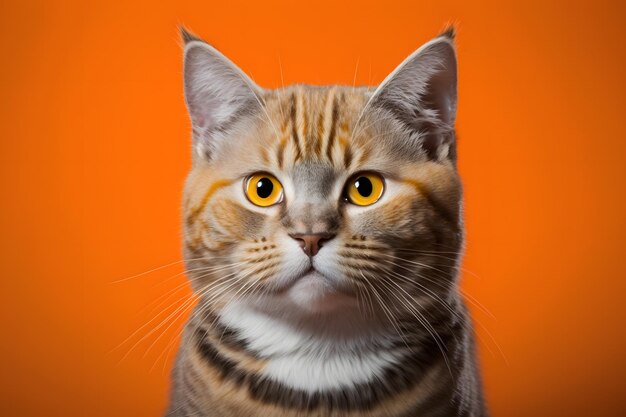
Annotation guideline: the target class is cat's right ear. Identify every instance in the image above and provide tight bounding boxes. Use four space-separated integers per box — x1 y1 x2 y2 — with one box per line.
181 28 262 161
363 30 458 162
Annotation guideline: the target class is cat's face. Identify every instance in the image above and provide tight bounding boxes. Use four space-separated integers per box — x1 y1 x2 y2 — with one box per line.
182 31 462 319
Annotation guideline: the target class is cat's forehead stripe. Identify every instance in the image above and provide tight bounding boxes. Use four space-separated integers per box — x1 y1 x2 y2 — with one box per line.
297 88 309 156
289 91 303 161
267 87 367 169
323 88 338 161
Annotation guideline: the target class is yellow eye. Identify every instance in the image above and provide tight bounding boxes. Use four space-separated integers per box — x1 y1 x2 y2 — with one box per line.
245 173 284 207
345 173 385 206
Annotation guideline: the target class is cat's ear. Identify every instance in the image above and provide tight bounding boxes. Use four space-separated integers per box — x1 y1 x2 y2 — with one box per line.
366 29 457 161
181 28 262 160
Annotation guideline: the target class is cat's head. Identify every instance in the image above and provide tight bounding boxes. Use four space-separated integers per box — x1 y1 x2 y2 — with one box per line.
181 29 462 320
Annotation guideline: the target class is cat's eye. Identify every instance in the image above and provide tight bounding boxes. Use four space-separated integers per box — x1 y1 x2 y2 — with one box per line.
344 172 385 206
245 173 284 207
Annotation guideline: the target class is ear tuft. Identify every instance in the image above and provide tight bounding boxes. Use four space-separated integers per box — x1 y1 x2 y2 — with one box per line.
438 25 456 41
180 26 203 45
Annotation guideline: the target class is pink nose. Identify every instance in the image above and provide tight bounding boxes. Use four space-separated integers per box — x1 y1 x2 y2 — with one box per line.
289 233 335 257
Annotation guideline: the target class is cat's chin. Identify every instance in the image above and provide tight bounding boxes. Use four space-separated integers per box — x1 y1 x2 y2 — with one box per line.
284 271 357 313
256 271 358 315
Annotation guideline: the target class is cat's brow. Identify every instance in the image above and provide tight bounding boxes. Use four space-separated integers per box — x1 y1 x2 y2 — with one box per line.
400 178 458 229
186 179 233 226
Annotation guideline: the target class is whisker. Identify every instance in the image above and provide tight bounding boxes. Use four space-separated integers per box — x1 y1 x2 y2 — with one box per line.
111 258 188 284
137 262 245 318
374 257 506 363
186 263 264 346
110 255 241 284
377 278 452 375
359 271 409 349
112 269 243 359
380 255 496 320
352 56 360 91
142 271 248 360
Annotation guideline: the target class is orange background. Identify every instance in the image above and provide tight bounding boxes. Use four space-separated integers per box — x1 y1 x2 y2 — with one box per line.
1 0 625 416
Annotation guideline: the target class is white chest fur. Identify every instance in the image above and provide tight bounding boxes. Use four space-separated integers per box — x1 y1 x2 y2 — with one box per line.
218 302 404 392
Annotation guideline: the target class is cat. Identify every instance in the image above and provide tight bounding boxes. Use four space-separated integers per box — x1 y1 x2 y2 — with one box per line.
165 27 488 417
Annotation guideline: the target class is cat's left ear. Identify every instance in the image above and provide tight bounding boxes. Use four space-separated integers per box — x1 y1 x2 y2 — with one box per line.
366 29 457 161
182 28 263 161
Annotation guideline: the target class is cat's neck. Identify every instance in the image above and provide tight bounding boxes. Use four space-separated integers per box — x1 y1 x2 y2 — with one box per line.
215 300 409 392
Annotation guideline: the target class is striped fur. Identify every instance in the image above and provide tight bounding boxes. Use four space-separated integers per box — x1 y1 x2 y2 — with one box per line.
167 28 487 417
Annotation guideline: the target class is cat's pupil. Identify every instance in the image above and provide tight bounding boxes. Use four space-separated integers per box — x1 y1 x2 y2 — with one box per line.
256 178 274 198
355 177 373 197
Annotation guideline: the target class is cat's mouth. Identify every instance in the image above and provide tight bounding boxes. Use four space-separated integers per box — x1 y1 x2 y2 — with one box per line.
274 268 357 313
280 265 328 290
